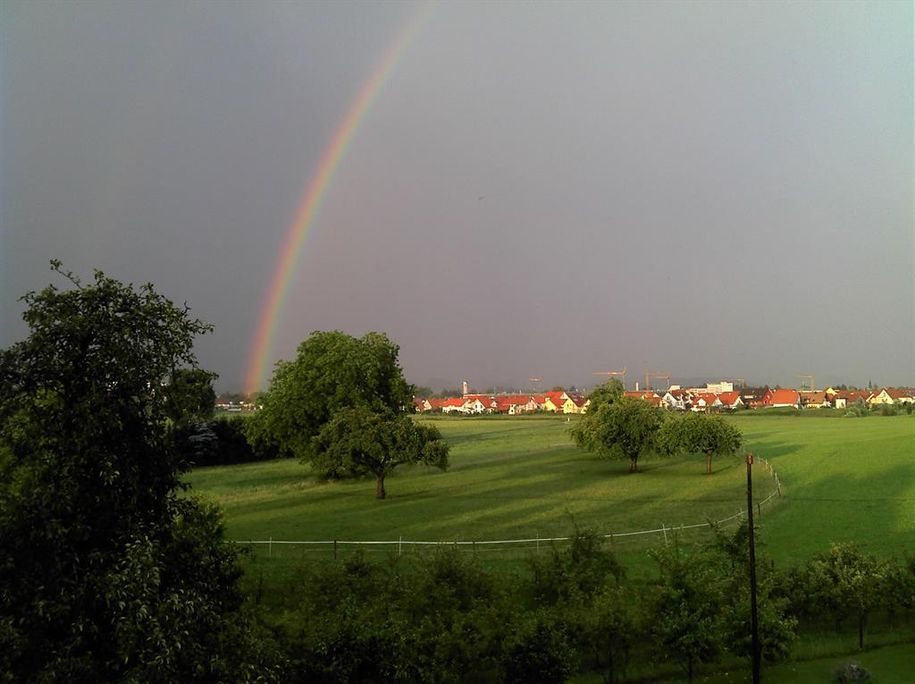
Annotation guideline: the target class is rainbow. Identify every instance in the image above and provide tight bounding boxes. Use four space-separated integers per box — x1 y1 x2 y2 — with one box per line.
244 4 433 395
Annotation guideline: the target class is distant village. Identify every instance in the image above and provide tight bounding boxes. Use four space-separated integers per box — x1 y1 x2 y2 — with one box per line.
411 381 915 415
213 382 915 415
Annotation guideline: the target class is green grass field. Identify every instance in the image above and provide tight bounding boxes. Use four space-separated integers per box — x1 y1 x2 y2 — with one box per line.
692 641 915 683
731 414 915 563
187 413 915 566
186 413 915 681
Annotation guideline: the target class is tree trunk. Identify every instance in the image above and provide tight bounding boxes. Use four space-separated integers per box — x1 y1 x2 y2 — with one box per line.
705 452 712 474
629 457 638 473
858 611 866 649
687 653 693 684
375 474 386 500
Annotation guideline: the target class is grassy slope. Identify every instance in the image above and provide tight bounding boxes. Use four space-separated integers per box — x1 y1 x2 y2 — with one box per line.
188 414 915 678
188 416 773 547
731 414 915 563
693 641 915 683
186 414 915 564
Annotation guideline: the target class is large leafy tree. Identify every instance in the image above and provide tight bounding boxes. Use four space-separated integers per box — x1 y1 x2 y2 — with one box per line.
804 544 889 649
311 406 449 498
570 397 663 473
246 330 413 463
0 263 280 680
658 413 742 474
163 367 217 426
651 543 726 684
586 379 624 412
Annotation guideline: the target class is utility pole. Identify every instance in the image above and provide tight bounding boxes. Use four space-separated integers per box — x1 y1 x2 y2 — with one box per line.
746 453 761 684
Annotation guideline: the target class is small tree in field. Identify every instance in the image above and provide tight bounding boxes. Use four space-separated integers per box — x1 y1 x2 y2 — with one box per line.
311 407 449 499
570 397 663 473
658 412 742 474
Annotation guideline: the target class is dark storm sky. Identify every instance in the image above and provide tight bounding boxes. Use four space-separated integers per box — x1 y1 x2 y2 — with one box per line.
2 1 912 392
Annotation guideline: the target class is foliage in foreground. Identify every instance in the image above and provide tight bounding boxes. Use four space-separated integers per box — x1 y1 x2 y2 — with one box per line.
271 527 808 683
263 528 915 682
176 415 281 467
0 264 283 681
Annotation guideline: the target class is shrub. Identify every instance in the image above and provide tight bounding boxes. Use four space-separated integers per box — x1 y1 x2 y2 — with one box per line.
529 528 624 605
177 416 280 467
501 613 576 683
834 661 871 682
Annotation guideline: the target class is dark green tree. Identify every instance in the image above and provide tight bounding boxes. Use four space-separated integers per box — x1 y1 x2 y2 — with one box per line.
806 544 889 649
245 330 413 462
658 412 742 474
163 367 216 426
0 263 281 680
582 585 642 684
650 543 726 684
311 406 449 498
586 379 624 412
570 397 663 473
710 526 797 665
501 613 576 684
528 528 624 606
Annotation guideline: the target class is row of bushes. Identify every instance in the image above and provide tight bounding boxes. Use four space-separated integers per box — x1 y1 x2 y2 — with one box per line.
174 416 281 467
255 528 915 683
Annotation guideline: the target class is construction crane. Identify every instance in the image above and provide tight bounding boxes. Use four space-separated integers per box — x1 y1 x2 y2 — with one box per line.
593 368 626 389
527 377 543 393
798 374 816 391
644 371 671 391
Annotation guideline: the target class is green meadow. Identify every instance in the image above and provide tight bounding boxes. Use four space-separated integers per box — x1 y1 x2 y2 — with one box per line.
187 413 915 566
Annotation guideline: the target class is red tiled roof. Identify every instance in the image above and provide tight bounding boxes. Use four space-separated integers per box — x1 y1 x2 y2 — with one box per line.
799 391 827 404
837 390 871 402
767 389 799 405
717 391 741 406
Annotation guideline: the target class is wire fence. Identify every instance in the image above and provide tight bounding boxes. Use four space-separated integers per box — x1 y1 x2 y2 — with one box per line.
235 457 783 561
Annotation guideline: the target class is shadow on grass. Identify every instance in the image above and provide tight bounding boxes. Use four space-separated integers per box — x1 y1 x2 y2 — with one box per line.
764 461 915 564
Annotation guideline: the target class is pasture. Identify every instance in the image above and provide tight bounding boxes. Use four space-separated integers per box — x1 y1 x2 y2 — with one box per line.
186 413 915 566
